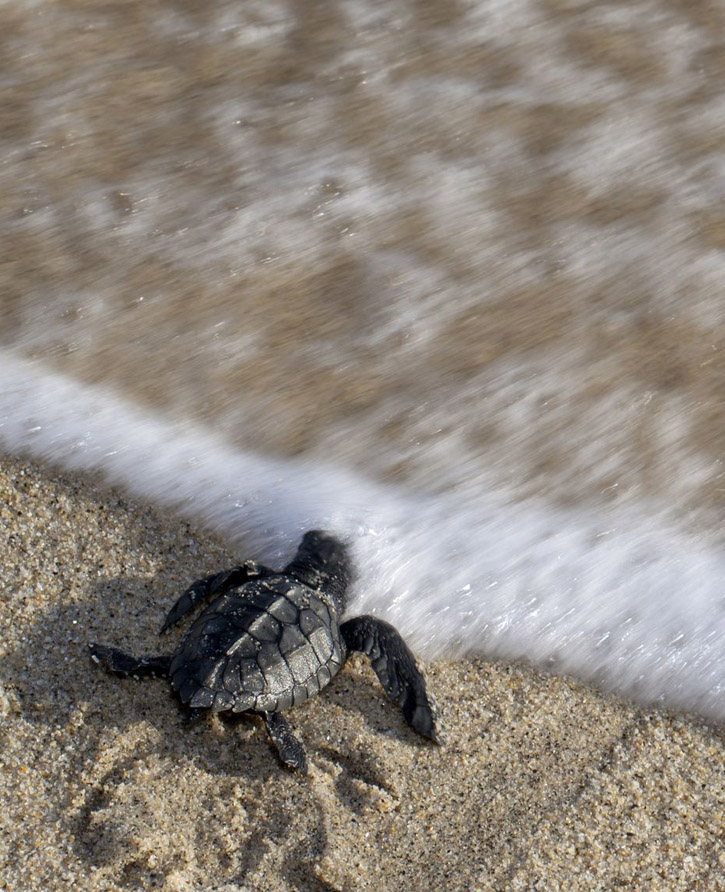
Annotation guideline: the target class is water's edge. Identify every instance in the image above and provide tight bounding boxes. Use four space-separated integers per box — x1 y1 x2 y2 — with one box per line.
2 350 722 720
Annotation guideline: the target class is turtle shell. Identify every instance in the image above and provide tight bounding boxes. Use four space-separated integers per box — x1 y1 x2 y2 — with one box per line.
169 575 345 713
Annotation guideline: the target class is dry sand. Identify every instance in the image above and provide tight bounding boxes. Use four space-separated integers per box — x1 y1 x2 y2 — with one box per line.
1 455 722 892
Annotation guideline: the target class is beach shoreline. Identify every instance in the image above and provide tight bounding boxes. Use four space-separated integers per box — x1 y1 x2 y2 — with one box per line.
3 0 724 886
1 455 722 892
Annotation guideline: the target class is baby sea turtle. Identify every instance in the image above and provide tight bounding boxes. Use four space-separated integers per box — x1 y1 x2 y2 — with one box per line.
89 530 439 772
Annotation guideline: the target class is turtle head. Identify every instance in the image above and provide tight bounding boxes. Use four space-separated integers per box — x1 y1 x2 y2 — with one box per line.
284 530 353 613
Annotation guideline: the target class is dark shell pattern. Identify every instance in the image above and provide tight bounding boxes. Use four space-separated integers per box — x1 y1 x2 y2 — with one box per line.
169 576 345 713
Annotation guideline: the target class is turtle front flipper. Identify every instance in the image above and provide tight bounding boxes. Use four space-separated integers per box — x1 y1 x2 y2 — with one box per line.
89 644 172 678
340 616 440 743
262 712 308 773
160 560 271 633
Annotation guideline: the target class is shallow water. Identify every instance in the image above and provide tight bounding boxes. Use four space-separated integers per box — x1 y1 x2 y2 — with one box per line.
1 0 724 718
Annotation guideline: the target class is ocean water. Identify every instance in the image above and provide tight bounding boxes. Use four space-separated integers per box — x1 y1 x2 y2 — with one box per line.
1 0 723 719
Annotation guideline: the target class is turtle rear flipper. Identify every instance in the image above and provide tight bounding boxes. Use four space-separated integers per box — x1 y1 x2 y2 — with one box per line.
340 616 440 743
262 712 308 773
89 644 172 678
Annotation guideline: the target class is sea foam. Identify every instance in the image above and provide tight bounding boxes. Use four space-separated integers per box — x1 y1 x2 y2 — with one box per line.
1 350 722 720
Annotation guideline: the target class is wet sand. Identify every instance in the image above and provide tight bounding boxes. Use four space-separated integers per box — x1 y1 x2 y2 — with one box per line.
1 455 722 892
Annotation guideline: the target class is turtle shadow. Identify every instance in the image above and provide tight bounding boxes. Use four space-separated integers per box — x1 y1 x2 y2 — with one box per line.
2 555 438 890
3 574 289 775
2 572 326 884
